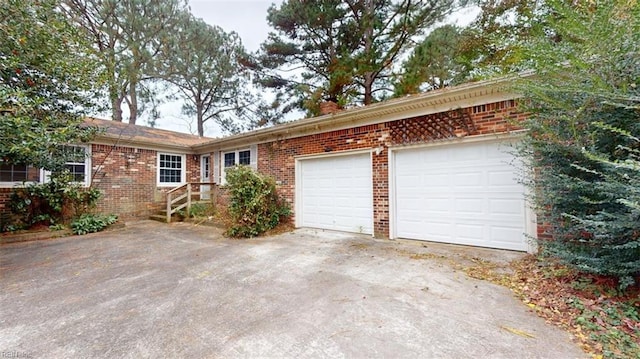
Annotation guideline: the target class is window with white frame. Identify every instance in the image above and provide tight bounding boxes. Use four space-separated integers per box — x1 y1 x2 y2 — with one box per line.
2 145 90 188
158 153 185 186
41 145 91 186
221 149 251 184
63 145 90 183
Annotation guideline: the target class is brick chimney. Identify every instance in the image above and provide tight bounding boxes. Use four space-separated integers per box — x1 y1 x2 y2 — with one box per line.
319 101 340 115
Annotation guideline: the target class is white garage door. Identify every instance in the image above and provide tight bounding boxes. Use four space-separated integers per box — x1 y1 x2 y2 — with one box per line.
298 153 373 234
393 139 528 251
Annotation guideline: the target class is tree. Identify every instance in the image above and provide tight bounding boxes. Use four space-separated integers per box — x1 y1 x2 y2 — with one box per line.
517 0 640 287
252 0 467 117
64 0 189 124
157 14 259 136
457 0 551 75
0 0 100 170
394 25 469 95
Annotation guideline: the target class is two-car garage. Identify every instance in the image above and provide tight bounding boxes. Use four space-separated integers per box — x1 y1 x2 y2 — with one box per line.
295 137 531 251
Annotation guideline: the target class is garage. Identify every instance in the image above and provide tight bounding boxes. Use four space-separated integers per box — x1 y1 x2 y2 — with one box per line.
296 152 373 234
391 138 529 251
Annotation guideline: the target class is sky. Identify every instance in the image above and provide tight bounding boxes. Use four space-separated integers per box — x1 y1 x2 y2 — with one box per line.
152 0 480 137
154 0 281 137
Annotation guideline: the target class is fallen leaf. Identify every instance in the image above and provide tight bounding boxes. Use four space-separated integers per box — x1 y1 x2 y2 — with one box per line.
500 325 536 338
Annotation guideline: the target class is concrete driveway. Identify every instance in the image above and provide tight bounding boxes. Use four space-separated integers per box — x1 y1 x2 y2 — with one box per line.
1 221 582 358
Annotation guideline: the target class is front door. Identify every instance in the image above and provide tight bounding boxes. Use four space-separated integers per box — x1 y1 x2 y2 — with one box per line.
201 155 211 200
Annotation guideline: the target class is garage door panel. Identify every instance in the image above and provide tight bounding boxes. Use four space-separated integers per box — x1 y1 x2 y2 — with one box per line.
299 153 373 235
394 140 527 251
455 199 484 214
489 199 524 215
453 172 483 186
456 224 486 241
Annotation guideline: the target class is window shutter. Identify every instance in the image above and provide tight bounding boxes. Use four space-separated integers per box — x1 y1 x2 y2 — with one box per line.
213 151 220 184
250 144 258 170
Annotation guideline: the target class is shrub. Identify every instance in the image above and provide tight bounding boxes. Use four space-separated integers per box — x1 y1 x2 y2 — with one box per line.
188 201 214 218
224 165 290 238
7 171 101 230
71 213 118 235
517 1 640 288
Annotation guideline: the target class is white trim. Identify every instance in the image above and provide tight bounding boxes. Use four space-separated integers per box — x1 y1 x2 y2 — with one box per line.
156 152 187 187
388 134 536 251
293 148 374 160
388 147 397 240
294 150 374 236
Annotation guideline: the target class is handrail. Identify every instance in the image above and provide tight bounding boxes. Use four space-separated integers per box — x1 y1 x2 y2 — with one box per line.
166 183 188 195
165 182 216 223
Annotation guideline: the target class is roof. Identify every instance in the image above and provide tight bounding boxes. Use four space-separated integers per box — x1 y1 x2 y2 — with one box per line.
192 73 529 153
84 117 212 151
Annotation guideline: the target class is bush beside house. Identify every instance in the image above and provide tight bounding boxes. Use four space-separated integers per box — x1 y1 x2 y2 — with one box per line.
224 165 290 238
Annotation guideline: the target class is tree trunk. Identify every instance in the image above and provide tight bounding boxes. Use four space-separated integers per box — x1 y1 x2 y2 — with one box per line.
128 79 138 125
363 73 374 105
362 0 375 105
112 96 123 122
108 65 122 121
197 102 204 137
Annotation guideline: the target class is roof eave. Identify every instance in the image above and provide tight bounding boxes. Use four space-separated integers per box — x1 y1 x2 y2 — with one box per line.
193 73 530 152
93 133 197 153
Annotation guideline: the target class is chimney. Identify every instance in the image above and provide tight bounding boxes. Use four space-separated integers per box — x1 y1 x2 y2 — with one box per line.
319 101 340 115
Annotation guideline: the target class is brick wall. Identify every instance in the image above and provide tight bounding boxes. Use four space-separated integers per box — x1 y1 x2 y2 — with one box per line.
92 145 199 219
0 188 11 216
258 100 525 238
0 145 200 223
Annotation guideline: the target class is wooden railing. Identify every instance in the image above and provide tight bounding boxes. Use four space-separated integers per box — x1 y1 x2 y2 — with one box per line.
165 182 216 223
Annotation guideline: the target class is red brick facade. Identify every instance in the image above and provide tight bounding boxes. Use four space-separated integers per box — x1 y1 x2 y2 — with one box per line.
1 98 527 237
91 144 200 219
258 100 526 238
0 145 200 221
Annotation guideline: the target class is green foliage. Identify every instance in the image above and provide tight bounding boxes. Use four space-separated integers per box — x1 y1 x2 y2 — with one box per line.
457 0 550 75
187 202 213 218
0 0 100 169
569 297 640 358
224 166 290 238
253 0 467 118
7 172 102 230
517 0 640 288
395 25 469 95
71 213 118 235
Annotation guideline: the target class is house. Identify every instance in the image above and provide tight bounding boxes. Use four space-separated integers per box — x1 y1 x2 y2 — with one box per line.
0 75 537 251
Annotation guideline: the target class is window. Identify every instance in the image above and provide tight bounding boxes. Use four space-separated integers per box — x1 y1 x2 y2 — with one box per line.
62 146 89 183
0 163 28 183
41 145 91 186
238 150 251 165
224 152 235 168
221 149 253 184
158 153 185 186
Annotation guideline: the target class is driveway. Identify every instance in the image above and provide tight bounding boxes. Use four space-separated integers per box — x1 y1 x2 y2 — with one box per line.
1 221 582 358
